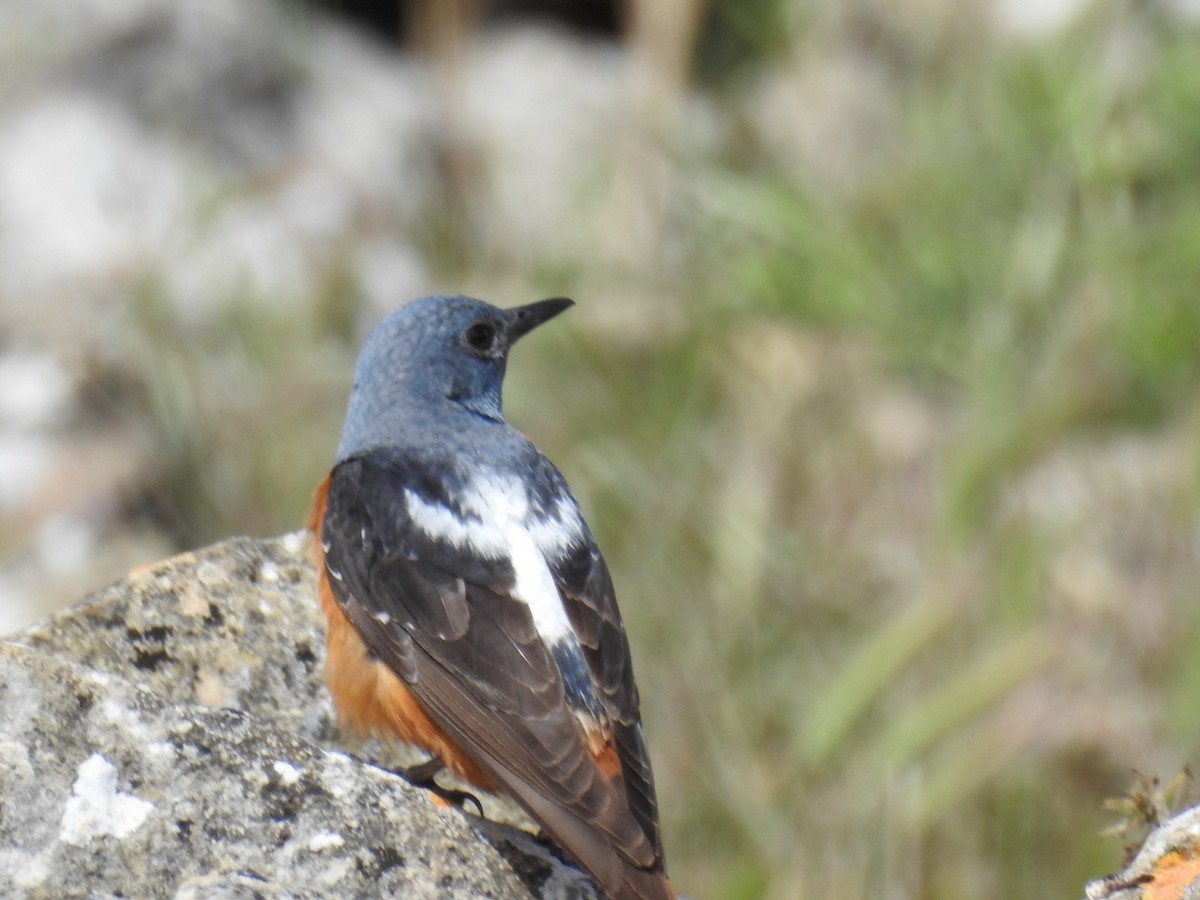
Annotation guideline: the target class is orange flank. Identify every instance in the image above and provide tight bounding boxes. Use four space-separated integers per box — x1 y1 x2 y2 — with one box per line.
308 476 498 792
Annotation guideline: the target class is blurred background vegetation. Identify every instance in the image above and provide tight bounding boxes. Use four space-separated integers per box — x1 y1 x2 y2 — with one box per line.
3 0 1200 897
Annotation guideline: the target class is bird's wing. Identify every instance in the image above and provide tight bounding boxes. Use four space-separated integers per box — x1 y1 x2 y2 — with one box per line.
320 451 668 892
551 534 665 862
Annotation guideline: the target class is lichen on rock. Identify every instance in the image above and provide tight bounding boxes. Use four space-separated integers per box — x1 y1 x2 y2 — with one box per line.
0 533 598 898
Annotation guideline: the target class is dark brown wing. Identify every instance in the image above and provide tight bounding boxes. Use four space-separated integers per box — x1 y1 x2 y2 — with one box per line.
321 452 671 899
552 539 665 864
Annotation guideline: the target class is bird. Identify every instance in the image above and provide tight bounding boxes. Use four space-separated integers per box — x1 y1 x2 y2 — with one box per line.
308 294 675 900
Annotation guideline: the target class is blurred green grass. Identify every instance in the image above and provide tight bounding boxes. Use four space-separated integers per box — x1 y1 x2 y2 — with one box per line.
123 5 1200 898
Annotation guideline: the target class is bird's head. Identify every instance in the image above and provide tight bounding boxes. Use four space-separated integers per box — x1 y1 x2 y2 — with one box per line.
336 295 574 460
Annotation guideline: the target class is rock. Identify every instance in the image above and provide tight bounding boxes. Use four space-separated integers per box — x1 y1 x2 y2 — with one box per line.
0 532 599 898
1083 807 1200 900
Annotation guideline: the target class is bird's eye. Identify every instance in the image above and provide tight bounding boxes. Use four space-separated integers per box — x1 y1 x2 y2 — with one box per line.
464 320 498 352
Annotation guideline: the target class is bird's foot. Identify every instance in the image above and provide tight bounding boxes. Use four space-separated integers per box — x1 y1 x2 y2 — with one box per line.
399 758 484 816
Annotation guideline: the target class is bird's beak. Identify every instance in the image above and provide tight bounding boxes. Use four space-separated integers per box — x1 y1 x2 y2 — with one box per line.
505 297 575 344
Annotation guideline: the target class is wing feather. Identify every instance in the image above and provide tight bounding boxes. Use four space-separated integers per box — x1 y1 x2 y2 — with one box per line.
554 543 664 862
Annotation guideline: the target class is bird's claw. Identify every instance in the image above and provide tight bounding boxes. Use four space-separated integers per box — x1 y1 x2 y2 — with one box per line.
399 758 484 816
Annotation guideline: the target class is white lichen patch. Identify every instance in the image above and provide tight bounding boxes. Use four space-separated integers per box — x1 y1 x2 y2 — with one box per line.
0 663 38 732
59 753 153 846
280 530 306 555
306 830 345 852
0 739 33 779
99 697 151 745
318 751 359 801
0 847 50 888
142 741 176 767
272 760 301 786
316 856 354 887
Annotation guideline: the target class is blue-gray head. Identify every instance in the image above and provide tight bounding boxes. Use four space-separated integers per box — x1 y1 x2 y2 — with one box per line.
335 295 574 461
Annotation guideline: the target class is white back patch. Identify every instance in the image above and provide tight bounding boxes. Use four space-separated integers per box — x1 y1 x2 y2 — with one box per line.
403 473 584 645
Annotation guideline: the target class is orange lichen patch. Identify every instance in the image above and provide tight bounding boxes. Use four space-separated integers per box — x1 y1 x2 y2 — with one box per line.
1146 845 1200 900
309 476 498 793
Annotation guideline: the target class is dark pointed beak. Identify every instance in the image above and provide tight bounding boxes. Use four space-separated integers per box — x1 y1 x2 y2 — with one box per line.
505 297 575 344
